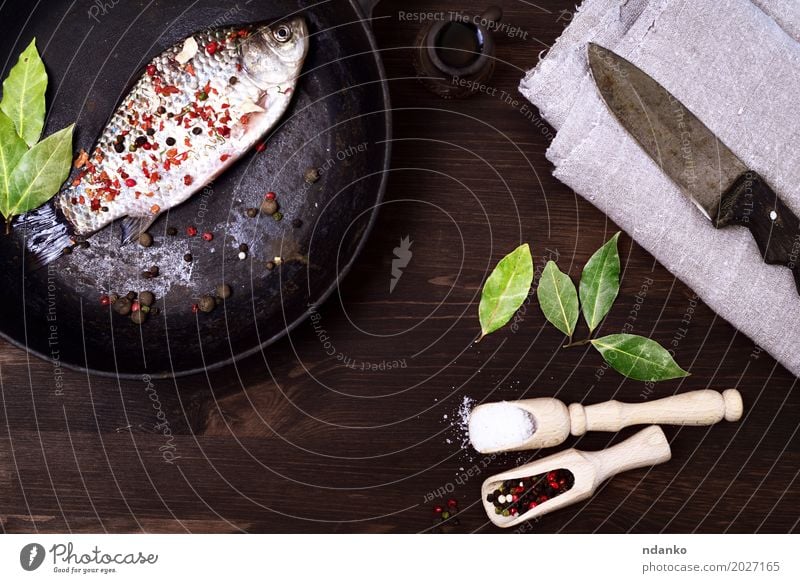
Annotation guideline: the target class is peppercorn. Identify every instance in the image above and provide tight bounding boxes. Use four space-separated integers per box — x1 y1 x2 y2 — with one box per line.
186 225 197 237
291 218 302 228
114 297 132 316
265 191 276 200
126 291 136 301
142 270 154 279
130 310 148 325
191 303 199 313
184 253 193 263
229 76 238 85
447 499 458 508
246 207 258 218
198 295 215 313
149 265 159 277
139 291 155 306
100 295 110 306
63 246 73 255
217 284 232 299
238 243 248 253
166 137 176 147
135 136 147 147
192 127 202 135
109 293 118 304
157 106 167 115
79 241 90 249
146 64 157 76
138 232 153 247
256 143 266 152
101 206 109 212
146 128 155 136
441 511 450 520
167 226 177 236
304 167 320 183
202 232 213 241
265 261 275 271
272 211 283 221
260 199 278 215
114 142 125 153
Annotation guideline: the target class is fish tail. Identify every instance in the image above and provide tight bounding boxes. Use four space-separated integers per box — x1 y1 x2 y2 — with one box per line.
15 203 75 270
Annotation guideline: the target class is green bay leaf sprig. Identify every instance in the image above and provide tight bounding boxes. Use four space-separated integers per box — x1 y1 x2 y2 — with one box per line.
476 234 688 382
477 243 533 341
0 39 74 232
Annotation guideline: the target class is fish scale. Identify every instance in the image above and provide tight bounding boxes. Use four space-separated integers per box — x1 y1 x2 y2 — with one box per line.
21 17 309 265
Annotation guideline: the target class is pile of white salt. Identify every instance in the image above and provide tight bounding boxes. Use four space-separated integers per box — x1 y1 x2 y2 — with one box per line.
468 402 537 453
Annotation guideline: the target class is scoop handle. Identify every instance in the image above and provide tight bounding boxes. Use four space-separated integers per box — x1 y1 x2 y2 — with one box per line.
582 426 671 485
569 389 743 435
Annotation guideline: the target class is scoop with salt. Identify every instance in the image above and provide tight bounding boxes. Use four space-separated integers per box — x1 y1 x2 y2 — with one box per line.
468 389 743 454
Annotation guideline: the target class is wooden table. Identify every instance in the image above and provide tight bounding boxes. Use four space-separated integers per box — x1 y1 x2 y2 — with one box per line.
1 0 797 534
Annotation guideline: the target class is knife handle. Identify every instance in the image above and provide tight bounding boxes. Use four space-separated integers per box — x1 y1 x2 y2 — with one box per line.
716 171 800 293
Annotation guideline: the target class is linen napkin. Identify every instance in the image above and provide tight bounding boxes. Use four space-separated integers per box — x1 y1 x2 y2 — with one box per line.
519 0 800 377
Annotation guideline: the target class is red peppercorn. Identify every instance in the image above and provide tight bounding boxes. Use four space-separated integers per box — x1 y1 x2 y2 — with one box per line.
265 191 276 200
446 499 458 508
184 175 193 186
131 301 140 313
528 501 538 510
125 178 137 187
206 41 218 55
433 505 443 514
186 226 197 237
511 494 519 502
256 143 266 152
509 507 518 515
100 295 110 306
146 64 156 76
549 480 559 490
537 495 549 503
202 232 213 241
547 471 558 482
191 303 199 313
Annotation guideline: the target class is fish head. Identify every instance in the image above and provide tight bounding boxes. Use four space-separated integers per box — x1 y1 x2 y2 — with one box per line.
243 17 309 88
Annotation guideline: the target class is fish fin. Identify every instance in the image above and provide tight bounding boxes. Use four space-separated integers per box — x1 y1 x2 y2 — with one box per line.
119 214 158 245
14 203 74 270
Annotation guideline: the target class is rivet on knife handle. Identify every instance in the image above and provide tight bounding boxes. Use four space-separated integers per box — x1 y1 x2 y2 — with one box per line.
716 171 800 293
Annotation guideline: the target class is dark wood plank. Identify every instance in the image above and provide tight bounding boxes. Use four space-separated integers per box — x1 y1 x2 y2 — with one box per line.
0 0 797 533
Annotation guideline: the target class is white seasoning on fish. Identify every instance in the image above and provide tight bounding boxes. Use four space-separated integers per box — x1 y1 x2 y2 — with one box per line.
468 402 537 453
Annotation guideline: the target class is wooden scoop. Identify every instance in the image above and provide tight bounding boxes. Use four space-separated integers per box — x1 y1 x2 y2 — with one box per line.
481 425 671 528
469 389 743 453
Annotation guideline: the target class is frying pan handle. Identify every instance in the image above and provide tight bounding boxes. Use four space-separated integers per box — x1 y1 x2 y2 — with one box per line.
354 0 382 19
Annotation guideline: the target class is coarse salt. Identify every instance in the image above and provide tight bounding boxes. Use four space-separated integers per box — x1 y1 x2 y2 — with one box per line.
468 402 537 453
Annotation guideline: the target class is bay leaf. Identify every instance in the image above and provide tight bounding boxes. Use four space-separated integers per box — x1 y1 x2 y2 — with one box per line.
537 260 578 338
0 110 27 212
6 124 74 220
580 232 621 332
591 333 689 381
478 243 533 340
1 38 47 147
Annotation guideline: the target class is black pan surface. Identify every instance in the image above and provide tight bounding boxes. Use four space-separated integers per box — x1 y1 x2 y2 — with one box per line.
0 0 390 377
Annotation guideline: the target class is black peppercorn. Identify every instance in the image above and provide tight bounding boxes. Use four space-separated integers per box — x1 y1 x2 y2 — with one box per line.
192 127 202 135
135 136 147 147
114 142 125 153
166 137 176 146
146 128 155 136
238 243 248 253
157 106 166 115
246 207 258 218
184 253 193 263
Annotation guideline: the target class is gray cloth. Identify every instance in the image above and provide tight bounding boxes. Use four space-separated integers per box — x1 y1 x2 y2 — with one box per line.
519 0 800 377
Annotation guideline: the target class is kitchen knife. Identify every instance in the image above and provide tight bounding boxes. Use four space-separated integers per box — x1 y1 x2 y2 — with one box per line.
587 42 800 293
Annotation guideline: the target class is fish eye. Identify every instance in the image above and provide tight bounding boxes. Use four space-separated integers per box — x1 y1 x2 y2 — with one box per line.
273 25 292 43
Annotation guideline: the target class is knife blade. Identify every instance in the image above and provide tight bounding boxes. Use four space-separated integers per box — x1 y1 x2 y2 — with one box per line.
587 42 800 293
